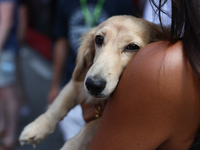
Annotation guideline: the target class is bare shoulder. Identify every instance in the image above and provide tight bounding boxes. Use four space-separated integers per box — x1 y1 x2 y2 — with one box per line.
132 41 200 94
123 41 200 117
117 40 200 149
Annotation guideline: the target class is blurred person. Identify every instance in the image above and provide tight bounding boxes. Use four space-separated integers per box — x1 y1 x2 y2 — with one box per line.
47 0 135 142
0 0 21 149
16 0 30 117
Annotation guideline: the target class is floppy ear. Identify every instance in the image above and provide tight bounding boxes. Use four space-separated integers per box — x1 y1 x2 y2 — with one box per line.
150 23 168 42
72 27 97 82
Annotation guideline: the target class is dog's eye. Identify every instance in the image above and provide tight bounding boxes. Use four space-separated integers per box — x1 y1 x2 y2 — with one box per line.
125 43 140 52
95 35 104 46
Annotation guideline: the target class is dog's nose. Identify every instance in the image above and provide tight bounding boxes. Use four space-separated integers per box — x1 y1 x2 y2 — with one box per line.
85 77 106 96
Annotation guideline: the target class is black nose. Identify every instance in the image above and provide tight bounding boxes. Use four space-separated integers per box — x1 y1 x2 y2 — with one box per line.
85 77 106 96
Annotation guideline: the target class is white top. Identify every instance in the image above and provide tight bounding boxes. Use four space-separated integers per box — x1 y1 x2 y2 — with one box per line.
143 0 171 27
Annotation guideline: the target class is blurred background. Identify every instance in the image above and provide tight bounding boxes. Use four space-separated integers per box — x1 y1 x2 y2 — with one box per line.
0 0 148 149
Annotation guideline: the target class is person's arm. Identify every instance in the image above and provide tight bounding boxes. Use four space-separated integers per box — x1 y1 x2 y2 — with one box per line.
47 0 69 104
48 38 68 104
17 3 28 44
0 1 15 51
87 41 200 150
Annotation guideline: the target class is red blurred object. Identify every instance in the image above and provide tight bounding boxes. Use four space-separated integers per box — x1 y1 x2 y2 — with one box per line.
26 27 52 60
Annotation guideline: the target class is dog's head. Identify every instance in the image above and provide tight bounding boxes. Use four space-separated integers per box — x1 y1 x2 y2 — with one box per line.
73 15 159 99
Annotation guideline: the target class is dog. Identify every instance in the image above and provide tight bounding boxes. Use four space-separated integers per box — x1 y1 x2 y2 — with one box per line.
19 15 161 150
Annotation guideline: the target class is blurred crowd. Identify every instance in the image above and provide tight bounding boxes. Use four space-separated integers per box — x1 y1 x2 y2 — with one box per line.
0 0 170 150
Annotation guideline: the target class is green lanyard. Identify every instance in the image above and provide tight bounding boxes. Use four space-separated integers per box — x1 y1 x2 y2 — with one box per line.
80 0 106 28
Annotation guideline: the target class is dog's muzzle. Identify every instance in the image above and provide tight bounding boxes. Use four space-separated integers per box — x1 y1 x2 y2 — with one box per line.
85 76 107 98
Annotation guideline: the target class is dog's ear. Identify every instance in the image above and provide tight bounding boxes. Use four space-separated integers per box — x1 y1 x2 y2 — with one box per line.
150 23 169 42
72 27 97 82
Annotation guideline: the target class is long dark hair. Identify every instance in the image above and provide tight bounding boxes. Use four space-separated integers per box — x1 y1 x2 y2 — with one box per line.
150 0 200 78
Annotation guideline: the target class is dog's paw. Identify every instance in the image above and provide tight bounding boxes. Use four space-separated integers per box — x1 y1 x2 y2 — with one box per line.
19 114 56 146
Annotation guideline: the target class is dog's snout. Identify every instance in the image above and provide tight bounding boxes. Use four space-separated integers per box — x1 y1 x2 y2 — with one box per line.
85 77 106 96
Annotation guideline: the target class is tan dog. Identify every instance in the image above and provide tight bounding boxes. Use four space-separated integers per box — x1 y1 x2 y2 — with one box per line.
19 15 161 150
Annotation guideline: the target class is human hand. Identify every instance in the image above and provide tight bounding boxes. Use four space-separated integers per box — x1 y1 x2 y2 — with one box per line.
81 101 107 123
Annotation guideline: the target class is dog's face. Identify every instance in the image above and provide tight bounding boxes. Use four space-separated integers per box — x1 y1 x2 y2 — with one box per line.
73 15 158 99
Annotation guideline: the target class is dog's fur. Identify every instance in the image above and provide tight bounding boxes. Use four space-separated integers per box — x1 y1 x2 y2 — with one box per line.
19 15 161 150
